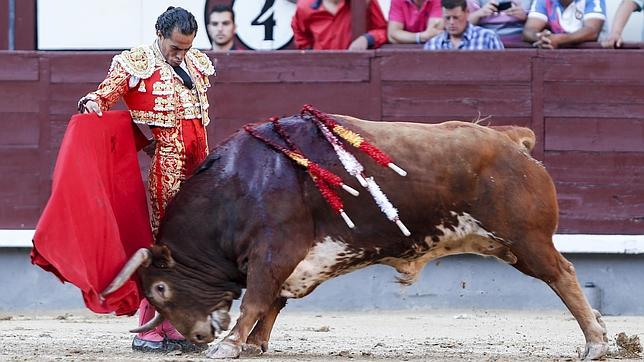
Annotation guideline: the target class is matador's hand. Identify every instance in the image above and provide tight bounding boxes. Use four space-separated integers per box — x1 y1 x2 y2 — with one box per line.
84 101 102 116
78 99 103 116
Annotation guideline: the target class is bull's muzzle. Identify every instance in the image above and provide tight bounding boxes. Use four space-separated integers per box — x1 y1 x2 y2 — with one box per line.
187 309 231 344
190 318 217 344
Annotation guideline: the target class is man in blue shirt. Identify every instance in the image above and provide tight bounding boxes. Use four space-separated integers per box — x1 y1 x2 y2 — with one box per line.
424 0 505 50
523 0 606 48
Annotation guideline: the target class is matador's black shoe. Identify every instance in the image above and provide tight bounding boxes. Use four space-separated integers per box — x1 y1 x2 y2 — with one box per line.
132 336 178 353
166 339 208 353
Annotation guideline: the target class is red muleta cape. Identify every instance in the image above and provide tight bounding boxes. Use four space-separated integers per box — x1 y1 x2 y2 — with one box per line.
31 111 153 316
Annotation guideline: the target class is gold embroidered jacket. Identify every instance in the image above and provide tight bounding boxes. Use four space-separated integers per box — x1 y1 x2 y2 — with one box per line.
82 45 215 128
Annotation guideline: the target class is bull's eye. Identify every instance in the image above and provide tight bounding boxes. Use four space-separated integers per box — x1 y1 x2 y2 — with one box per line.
151 281 170 302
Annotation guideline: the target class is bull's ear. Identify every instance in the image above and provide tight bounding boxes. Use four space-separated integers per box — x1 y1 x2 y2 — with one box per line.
149 244 176 269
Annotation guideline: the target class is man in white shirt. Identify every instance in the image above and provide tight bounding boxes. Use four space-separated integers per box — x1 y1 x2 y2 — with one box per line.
522 0 606 48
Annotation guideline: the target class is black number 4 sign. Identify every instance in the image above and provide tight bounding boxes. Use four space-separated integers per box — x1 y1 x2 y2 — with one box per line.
251 0 276 41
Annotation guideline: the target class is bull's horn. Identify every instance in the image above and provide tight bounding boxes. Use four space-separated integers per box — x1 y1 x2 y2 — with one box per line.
129 312 164 333
100 248 151 298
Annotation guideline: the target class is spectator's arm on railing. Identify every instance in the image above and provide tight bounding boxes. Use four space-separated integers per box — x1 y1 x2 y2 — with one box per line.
523 16 603 49
522 17 547 43
425 18 444 41
387 18 442 44
542 18 604 49
387 21 413 44
602 0 639 48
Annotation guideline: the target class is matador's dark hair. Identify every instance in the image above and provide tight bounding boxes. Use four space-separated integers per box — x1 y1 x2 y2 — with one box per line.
155 6 198 38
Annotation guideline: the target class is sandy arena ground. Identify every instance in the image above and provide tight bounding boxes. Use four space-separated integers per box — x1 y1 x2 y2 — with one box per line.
0 309 642 361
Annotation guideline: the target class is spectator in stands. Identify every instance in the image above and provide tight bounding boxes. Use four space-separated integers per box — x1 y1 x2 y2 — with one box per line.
291 0 387 50
207 5 237 51
523 0 606 49
602 0 642 48
387 0 444 45
424 0 505 49
467 0 533 42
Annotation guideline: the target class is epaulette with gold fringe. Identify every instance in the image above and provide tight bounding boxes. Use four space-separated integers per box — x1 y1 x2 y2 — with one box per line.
187 49 216 77
111 46 156 79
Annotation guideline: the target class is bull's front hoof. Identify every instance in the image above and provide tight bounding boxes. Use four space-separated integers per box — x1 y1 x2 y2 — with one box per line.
581 342 609 360
579 309 609 360
593 309 609 343
206 341 241 359
241 343 264 357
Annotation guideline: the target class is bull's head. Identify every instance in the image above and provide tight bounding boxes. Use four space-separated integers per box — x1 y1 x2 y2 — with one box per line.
101 245 237 345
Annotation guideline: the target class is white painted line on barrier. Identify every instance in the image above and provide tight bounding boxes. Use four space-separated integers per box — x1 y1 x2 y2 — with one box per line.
553 234 644 254
0 230 35 248
1 230 643 254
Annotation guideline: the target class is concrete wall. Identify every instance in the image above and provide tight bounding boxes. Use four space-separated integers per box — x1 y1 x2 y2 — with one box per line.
3 248 643 315
0 248 83 311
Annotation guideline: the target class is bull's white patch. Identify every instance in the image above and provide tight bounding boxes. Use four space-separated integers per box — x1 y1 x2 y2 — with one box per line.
280 236 362 298
424 212 513 262
432 212 498 244
383 212 515 285
282 213 516 296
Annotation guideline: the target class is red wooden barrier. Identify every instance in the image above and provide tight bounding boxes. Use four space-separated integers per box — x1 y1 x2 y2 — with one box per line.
1 50 643 235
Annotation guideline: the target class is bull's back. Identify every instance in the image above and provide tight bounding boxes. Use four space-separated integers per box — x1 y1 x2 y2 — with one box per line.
196 116 557 248
332 116 559 242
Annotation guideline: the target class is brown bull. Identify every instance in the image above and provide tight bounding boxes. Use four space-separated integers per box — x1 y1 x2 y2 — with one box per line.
104 114 608 360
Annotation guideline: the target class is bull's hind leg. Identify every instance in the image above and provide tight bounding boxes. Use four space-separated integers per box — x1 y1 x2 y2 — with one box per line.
511 235 608 360
546 253 608 359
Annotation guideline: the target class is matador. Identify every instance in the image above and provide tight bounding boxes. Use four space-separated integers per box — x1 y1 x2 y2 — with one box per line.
77 6 215 353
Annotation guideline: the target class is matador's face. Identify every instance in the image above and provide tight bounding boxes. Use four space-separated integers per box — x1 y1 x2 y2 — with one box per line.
158 28 196 67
